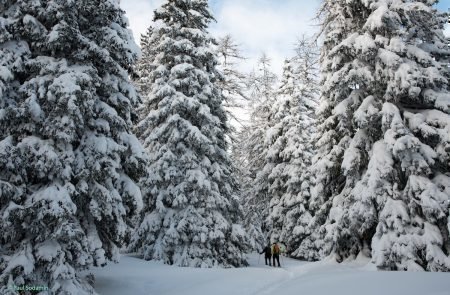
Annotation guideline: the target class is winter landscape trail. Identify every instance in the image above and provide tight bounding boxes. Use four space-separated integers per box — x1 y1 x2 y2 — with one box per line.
89 253 450 295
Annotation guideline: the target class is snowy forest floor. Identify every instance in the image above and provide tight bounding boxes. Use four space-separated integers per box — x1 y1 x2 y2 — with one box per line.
87 253 450 295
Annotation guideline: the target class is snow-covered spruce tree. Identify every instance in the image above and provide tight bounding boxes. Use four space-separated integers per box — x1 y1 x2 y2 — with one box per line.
0 0 146 294
129 0 249 268
234 53 278 250
303 0 364 262
308 0 450 270
266 37 319 259
265 60 298 246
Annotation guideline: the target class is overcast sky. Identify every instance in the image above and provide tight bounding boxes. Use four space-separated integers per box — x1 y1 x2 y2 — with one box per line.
121 0 450 76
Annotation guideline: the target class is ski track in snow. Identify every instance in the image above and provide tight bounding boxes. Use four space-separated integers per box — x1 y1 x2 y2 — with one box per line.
251 267 295 295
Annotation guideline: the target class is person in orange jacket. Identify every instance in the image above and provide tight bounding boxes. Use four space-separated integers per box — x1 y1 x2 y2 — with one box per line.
271 242 281 267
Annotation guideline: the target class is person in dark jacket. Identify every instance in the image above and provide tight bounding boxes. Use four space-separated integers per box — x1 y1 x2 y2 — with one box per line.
259 244 272 266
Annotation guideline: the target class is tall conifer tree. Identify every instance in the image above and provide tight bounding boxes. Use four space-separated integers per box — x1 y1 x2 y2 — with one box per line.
267 37 319 259
235 54 278 250
216 34 248 126
130 0 249 268
308 0 450 271
0 0 146 293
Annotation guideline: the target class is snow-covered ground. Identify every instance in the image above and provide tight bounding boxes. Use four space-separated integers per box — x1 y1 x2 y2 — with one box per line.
87 253 450 295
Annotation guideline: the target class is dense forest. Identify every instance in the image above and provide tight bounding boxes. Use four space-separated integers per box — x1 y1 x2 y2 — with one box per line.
0 0 449 294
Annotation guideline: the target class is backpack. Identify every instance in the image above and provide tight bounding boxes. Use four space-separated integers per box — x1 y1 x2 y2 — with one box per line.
273 244 280 255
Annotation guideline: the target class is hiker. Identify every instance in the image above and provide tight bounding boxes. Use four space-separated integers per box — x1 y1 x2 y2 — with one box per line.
259 243 272 266
272 242 281 267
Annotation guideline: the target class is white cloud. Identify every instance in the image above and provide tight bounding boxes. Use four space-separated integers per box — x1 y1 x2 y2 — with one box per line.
120 0 163 43
120 0 320 76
